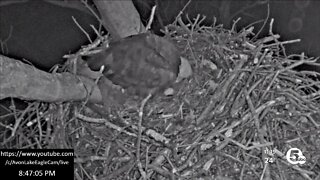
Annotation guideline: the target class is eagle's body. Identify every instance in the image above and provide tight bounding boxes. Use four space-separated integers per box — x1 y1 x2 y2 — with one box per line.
87 33 181 98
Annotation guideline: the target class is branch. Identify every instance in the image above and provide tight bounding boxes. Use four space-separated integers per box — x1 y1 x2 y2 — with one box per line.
0 55 102 103
93 0 146 40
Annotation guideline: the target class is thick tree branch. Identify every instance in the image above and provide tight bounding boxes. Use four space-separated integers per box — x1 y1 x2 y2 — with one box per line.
0 55 101 103
93 0 146 40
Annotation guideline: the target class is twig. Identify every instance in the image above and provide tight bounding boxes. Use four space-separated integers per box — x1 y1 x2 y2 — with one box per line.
136 95 152 179
72 16 93 43
90 24 103 40
253 2 270 40
80 0 103 25
174 0 191 24
269 18 274 35
75 112 138 138
136 93 152 179
231 17 241 32
146 5 157 31
263 39 301 48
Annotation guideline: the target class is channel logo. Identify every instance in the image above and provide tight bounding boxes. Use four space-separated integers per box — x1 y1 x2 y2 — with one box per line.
285 148 306 165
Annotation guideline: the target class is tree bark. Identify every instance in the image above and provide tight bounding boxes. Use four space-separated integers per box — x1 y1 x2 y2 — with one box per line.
0 55 101 103
93 0 145 40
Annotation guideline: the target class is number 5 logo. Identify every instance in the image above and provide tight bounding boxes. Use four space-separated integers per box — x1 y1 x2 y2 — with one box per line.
286 148 306 165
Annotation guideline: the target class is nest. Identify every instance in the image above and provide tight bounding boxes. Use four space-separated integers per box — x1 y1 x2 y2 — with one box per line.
1 16 319 180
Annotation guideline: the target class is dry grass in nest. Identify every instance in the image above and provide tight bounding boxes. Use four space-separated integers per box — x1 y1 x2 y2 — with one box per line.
1 16 319 180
